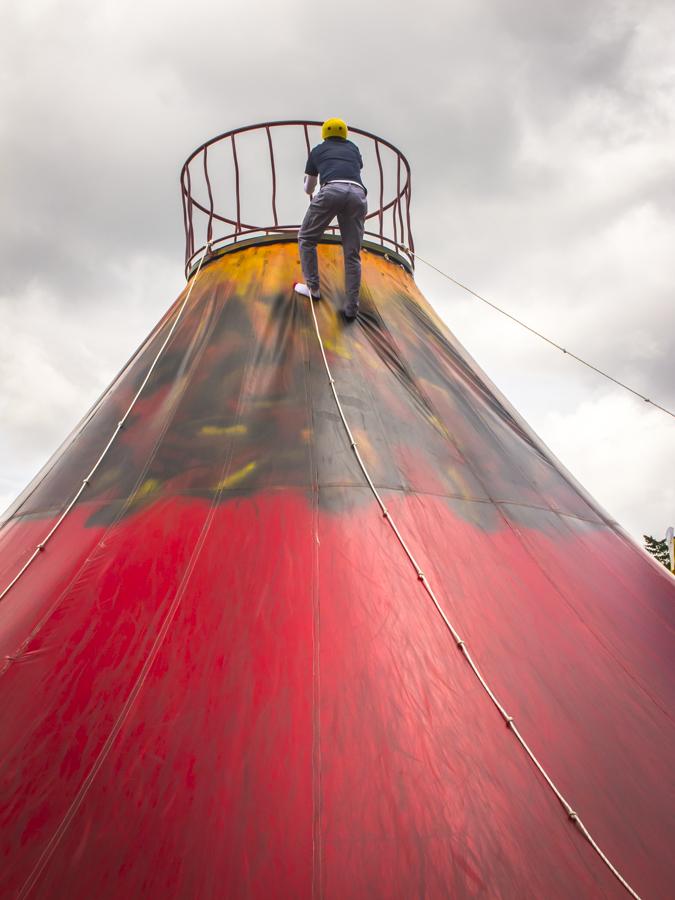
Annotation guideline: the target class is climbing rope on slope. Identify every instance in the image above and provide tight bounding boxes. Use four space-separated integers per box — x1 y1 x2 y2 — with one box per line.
0 243 213 607
404 247 674 421
305 293 643 900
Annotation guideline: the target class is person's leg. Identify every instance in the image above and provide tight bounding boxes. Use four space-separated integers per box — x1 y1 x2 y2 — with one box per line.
337 186 368 317
298 188 341 296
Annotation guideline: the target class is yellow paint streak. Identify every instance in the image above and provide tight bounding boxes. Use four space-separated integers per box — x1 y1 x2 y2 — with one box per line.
214 462 257 491
321 311 352 359
353 429 377 468
446 465 472 501
135 479 160 499
200 424 248 436
428 414 449 437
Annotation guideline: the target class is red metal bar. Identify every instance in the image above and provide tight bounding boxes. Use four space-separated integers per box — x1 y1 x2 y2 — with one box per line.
266 126 278 227
405 179 414 255
183 121 410 173
392 156 399 252
181 178 189 270
396 156 404 251
186 165 195 262
375 139 384 245
203 146 215 243
231 134 241 238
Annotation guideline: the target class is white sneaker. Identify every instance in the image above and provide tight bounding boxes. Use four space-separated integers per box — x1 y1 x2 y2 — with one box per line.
294 282 321 300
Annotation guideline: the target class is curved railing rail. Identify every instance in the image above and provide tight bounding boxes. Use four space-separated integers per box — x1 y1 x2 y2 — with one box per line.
180 120 414 277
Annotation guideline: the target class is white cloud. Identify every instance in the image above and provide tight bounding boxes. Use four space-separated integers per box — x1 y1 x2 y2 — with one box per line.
1 0 674 541
539 393 675 539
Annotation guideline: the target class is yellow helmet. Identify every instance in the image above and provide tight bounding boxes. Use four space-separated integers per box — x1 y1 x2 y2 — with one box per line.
322 118 348 140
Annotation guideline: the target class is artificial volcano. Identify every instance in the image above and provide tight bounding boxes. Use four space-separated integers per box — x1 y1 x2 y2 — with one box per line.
1 122 673 899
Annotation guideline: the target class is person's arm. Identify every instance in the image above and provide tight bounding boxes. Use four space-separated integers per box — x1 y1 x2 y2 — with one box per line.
304 148 319 196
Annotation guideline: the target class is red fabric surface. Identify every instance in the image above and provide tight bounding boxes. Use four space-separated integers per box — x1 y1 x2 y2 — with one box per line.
1 244 673 898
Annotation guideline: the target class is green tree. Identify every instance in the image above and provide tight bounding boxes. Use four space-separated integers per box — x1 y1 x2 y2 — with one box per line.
643 534 671 570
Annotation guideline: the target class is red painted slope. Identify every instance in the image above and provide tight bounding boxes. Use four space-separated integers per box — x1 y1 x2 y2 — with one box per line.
0 243 673 898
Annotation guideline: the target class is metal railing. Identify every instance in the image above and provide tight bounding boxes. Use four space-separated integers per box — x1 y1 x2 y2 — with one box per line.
180 120 414 277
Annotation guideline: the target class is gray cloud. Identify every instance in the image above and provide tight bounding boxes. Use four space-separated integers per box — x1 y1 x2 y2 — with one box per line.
1 0 674 540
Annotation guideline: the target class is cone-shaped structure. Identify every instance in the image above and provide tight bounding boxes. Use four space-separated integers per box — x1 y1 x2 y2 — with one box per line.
1 127 674 899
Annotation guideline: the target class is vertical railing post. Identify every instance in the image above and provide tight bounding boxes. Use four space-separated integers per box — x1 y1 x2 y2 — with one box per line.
397 156 405 255
375 139 384 246
405 176 414 265
181 170 190 274
266 126 279 228
186 165 195 263
203 146 215 244
392 155 400 252
231 134 241 241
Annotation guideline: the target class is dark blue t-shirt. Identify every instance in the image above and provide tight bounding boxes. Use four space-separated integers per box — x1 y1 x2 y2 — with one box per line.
305 138 366 192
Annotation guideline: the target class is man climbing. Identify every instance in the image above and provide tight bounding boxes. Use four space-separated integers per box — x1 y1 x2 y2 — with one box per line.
295 118 368 321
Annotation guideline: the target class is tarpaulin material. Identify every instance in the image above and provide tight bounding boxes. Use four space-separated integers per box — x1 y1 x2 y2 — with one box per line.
1 242 674 898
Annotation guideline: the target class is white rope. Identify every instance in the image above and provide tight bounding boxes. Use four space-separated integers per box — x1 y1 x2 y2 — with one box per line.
305 292 642 900
404 247 674 422
0 243 213 606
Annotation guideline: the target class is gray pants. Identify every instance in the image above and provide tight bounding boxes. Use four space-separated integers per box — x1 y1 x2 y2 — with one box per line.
298 182 368 312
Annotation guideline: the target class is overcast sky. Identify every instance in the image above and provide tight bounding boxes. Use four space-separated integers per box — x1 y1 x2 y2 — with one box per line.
1 0 674 543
